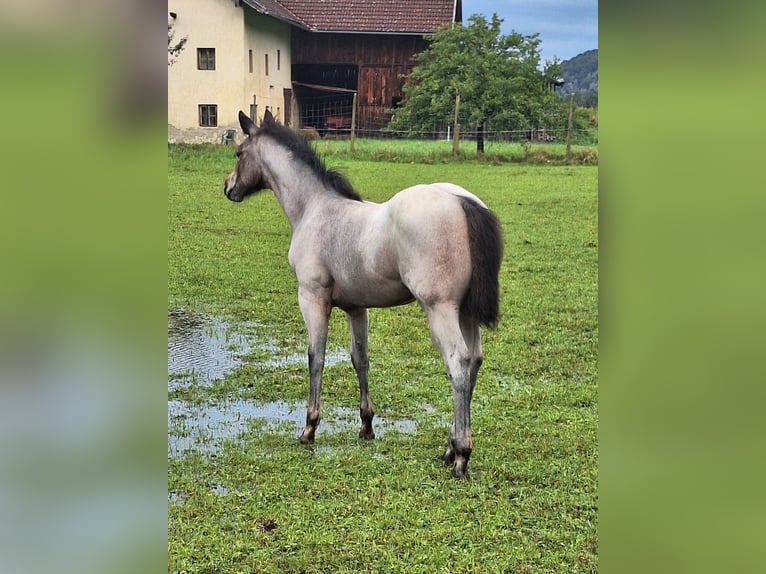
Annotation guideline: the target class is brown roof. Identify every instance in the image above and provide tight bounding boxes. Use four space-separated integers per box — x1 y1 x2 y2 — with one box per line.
244 0 459 34
242 0 306 28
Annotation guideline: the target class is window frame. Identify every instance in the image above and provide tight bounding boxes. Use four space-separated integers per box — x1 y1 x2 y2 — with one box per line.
197 48 216 71
198 104 218 127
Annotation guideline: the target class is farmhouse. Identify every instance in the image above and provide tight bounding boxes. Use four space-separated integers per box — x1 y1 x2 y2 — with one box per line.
168 0 461 142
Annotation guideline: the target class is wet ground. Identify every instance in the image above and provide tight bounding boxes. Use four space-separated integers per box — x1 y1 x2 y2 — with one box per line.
168 310 255 387
168 310 425 457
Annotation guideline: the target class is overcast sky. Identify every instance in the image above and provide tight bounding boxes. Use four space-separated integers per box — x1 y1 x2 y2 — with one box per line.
464 0 598 63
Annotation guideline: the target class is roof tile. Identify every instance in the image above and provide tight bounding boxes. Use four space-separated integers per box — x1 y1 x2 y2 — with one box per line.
249 0 457 34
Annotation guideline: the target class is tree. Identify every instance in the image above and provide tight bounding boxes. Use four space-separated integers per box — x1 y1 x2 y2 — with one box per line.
388 14 564 152
168 23 187 67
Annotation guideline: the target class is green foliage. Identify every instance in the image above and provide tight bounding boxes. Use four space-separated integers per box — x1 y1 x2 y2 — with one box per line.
168 144 598 572
388 14 565 135
573 106 598 143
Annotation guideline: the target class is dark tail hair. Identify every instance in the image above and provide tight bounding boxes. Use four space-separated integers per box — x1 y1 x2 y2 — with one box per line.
458 196 504 329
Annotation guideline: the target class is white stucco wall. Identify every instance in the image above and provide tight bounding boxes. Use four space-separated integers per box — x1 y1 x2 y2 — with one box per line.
168 0 292 142
243 9 292 125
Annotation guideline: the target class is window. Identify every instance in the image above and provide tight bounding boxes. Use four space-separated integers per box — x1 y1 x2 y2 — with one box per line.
277 49 281 71
264 53 269 76
199 104 217 127
248 49 253 73
197 48 215 70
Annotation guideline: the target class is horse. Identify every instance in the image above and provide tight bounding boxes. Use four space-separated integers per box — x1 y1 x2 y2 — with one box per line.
224 109 503 478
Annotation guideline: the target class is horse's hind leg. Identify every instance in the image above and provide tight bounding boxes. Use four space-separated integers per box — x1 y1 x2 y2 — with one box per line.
426 303 474 479
442 316 483 467
346 309 375 439
461 315 483 404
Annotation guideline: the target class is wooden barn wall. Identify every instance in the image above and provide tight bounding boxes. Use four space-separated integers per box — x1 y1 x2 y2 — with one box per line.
292 29 429 131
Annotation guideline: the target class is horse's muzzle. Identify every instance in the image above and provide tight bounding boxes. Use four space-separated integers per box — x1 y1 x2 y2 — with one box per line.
224 184 238 202
224 174 243 202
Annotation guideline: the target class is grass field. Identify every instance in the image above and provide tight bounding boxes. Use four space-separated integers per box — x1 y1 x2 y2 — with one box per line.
312 138 598 165
168 143 598 573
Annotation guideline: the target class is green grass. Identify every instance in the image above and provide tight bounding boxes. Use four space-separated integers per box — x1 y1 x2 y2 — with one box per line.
316 138 598 165
168 143 598 573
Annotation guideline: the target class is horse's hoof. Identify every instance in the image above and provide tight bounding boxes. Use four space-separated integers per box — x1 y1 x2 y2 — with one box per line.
451 462 468 480
441 449 456 466
358 429 375 440
299 432 314 445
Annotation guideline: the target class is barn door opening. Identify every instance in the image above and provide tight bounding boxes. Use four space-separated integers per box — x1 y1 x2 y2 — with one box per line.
291 64 358 137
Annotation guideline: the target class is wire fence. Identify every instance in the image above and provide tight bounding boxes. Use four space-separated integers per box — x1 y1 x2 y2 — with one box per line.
295 93 598 146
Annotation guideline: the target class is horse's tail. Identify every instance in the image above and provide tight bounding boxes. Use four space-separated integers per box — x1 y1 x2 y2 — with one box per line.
458 196 504 329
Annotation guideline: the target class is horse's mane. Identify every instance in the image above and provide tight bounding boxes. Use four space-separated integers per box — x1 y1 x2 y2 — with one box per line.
259 116 363 202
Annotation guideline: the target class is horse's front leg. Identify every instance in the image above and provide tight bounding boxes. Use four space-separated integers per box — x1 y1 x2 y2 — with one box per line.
297 287 331 444
346 309 375 439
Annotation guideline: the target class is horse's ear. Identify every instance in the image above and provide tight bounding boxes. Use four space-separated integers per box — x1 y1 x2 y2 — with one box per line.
239 110 256 135
263 108 274 125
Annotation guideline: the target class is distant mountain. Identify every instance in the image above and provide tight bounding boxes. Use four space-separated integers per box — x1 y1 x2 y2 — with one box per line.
560 49 597 107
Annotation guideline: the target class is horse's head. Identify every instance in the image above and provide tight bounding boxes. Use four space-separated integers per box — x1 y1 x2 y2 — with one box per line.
224 110 270 202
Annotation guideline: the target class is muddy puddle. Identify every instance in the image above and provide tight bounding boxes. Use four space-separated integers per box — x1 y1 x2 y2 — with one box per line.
168 309 427 457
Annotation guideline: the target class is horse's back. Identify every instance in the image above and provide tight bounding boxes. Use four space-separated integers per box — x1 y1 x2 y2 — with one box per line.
426 182 488 209
385 183 488 232
386 184 469 228
387 183 488 215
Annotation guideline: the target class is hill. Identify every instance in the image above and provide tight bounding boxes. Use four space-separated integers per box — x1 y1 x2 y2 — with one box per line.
560 49 598 107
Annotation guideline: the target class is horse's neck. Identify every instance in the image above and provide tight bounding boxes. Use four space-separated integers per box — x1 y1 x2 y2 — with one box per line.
262 142 326 228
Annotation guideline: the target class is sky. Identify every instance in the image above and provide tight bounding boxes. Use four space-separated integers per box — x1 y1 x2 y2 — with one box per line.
464 0 598 63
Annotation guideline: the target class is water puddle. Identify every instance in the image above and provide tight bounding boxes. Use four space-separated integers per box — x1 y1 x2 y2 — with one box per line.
168 309 349 391
168 398 421 457
168 310 256 389
265 347 350 369
168 309 424 457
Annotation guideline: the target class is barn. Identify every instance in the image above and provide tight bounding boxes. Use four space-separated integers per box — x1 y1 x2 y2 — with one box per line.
278 0 462 135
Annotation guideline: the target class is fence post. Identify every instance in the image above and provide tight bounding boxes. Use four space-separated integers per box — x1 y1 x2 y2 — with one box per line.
350 92 357 152
565 92 575 161
452 93 461 155
477 118 486 155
